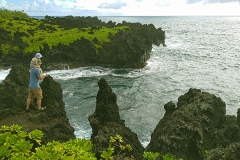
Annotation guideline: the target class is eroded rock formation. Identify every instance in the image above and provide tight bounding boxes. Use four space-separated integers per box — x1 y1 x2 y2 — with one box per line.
0 65 75 143
1 65 240 160
89 78 144 160
146 88 240 160
89 80 240 160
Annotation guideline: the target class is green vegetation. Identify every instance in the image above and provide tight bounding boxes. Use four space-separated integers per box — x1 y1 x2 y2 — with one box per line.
143 151 160 160
0 124 187 160
143 152 184 160
0 8 129 55
0 124 96 160
0 124 41 159
101 134 133 159
162 154 183 160
0 8 30 19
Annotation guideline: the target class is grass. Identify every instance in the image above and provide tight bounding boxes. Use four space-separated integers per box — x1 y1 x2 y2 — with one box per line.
0 8 129 55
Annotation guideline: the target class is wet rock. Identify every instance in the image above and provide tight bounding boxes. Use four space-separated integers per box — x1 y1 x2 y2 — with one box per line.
164 101 176 114
0 65 29 113
146 88 240 160
237 108 240 127
89 78 144 160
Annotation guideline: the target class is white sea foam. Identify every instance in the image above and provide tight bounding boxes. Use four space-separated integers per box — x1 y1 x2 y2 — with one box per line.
46 66 113 80
74 128 92 139
0 69 10 83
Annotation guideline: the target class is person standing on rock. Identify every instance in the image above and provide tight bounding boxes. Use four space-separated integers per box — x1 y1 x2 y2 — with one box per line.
26 54 48 112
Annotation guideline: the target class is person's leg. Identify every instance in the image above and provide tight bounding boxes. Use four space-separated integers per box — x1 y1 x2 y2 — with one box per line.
37 98 46 111
26 88 33 112
36 88 46 111
37 98 42 110
26 98 32 110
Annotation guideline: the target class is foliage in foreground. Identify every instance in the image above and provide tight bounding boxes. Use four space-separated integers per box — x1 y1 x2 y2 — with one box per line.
101 134 133 159
0 124 184 160
0 124 96 160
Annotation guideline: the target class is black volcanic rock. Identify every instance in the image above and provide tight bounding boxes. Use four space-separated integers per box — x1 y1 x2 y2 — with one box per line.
89 78 144 160
206 142 240 159
3 65 239 159
146 88 240 160
237 108 240 127
0 16 166 70
38 21 166 70
0 65 30 114
0 65 75 143
164 101 176 114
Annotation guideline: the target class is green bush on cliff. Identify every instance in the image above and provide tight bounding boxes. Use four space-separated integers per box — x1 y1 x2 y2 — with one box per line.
0 124 96 160
101 134 133 159
143 151 160 160
1 124 186 160
0 8 30 19
30 139 96 160
0 124 42 159
0 9 129 55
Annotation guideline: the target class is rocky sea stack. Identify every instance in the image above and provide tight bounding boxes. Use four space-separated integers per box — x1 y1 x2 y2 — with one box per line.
89 78 144 160
0 66 240 159
89 79 240 160
146 88 240 160
0 65 75 143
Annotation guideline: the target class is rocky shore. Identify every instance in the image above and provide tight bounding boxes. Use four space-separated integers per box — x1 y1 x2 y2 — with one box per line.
0 65 75 143
0 15 166 70
1 65 240 159
91 78 240 160
146 88 240 159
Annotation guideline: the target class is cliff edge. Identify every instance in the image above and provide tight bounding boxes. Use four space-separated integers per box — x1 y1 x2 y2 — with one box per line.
0 65 75 143
0 13 166 70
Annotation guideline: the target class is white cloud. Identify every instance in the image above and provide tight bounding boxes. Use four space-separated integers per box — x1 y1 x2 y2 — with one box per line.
0 0 7 7
1 0 240 16
121 0 240 16
181 2 240 16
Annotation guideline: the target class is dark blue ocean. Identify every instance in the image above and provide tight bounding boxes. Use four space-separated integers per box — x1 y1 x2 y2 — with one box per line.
1 16 240 147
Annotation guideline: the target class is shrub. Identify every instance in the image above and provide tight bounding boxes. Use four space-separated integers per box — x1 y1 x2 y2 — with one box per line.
101 134 133 160
0 124 185 160
30 139 96 160
143 151 160 160
0 124 96 160
0 124 42 159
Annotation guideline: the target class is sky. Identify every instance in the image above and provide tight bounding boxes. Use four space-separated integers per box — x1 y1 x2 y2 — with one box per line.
1 0 240 16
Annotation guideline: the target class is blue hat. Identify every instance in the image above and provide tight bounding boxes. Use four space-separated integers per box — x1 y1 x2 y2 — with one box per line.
35 53 42 58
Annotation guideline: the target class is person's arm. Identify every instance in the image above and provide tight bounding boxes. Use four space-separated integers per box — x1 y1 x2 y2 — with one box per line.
38 68 49 80
38 68 44 80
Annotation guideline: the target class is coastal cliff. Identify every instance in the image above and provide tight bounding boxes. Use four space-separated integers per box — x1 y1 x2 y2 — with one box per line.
90 79 240 160
0 10 166 70
0 65 75 144
146 88 240 160
0 66 240 159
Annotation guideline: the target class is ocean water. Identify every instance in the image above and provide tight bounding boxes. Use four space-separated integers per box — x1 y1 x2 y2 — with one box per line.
1 16 240 147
